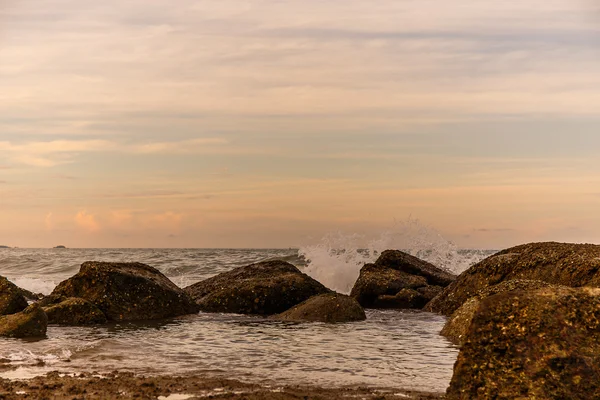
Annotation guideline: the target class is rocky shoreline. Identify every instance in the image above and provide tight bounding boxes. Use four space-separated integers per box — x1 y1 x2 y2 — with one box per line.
2 241 600 398
0 371 444 400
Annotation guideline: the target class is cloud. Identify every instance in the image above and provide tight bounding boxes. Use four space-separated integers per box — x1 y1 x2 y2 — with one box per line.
0 138 228 167
75 210 100 232
0 140 115 167
473 228 516 233
131 138 228 154
145 211 184 232
45 212 54 231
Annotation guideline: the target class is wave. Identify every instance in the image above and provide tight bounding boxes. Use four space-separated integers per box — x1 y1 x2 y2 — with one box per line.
298 218 493 294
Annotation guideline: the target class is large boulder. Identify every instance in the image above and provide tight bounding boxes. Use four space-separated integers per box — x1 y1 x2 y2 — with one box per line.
185 260 330 315
441 279 559 346
0 276 28 316
447 286 600 400
350 250 455 309
274 293 366 323
41 296 108 325
425 242 600 316
50 262 199 321
0 303 48 338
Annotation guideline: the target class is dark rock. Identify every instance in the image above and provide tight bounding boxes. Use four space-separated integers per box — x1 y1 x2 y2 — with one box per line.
425 242 600 316
50 261 199 321
19 287 44 302
441 279 558 346
416 285 444 303
446 286 600 400
373 288 427 309
350 250 455 309
0 303 48 338
43 297 108 325
274 293 366 323
185 260 330 315
0 276 28 316
374 250 456 286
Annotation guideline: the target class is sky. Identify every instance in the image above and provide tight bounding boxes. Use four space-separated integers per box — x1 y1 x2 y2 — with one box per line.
1 0 600 249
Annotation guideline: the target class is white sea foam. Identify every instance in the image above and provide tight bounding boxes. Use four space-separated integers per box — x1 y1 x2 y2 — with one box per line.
299 218 490 294
7 277 56 296
4 349 72 365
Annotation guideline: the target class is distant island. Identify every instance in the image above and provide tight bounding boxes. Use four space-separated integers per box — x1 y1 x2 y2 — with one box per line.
0 245 10 248
54 245 67 249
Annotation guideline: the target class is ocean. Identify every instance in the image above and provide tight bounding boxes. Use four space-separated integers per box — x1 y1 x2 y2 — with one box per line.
0 246 494 393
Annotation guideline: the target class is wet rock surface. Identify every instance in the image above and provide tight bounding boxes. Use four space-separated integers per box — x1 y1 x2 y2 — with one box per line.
0 276 28 316
42 296 108 325
446 286 600 400
0 303 47 338
275 292 366 323
0 371 443 400
441 279 559 346
50 262 199 321
425 242 600 316
185 260 330 315
351 250 455 309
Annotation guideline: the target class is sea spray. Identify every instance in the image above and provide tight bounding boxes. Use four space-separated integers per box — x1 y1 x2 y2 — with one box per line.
299 218 492 294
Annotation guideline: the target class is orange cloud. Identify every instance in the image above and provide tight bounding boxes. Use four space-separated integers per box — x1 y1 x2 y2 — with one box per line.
75 210 100 233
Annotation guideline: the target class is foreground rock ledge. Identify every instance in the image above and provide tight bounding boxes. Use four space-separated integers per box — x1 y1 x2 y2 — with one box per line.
447 286 600 400
425 241 600 316
0 371 443 400
274 293 366 323
185 260 330 315
351 250 456 309
50 261 199 321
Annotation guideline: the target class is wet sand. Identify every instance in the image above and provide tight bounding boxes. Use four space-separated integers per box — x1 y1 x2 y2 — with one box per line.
0 371 444 399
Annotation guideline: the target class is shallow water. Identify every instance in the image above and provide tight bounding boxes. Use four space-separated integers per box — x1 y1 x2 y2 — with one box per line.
0 248 488 392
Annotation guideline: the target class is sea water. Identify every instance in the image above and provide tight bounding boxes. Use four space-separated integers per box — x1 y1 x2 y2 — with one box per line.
0 241 493 392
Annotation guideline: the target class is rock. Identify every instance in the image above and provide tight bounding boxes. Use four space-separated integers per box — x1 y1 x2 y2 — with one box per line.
425 242 600 316
416 285 444 303
441 279 559 346
43 297 108 325
274 293 366 323
446 286 600 400
19 287 44 302
0 303 48 338
185 260 330 315
0 276 28 316
350 250 456 309
50 261 199 321
373 288 428 309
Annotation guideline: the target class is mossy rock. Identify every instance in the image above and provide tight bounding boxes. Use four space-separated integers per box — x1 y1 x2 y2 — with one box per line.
425 242 600 316
43 297 107 325
441 279 560 346
185 260 330 315
50 262 199 321
274 293 366 323
0 303 47 338
447 286 600 399
350 250 455 309
0 276 28 316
